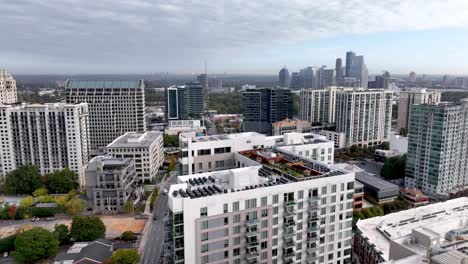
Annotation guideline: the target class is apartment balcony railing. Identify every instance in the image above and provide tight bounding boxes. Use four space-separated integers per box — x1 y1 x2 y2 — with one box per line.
245 219 258 228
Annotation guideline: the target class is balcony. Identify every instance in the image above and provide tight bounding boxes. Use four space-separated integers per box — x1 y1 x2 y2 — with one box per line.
308 236 318 242
307 256 317 264
308 196 319 202
246 241 259 249
307 225 319 232
245 251 259 260
284 207 296 216
246 230 258 238
245 219 258 227
284 219 296 227
284 200 296 208
308 203 319 211
283 240 295 250
283 251 295 261
282 230 296 239
308 214 319 222
307 247 317 254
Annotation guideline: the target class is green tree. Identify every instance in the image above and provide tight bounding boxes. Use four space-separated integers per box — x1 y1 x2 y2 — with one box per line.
0 235 17 254
207 92 243 114
163 133 179 147
47 168 78 194
32 187 48 197
123 201 134 214
381 155 406 180
70 216 106 242
110 249 140 264
120 231 137 242
20 196 35 208
4 165 41 195
54 224 71 245
38 195 54 203
65 198 86 216
168 155 177 172
13 227 59 263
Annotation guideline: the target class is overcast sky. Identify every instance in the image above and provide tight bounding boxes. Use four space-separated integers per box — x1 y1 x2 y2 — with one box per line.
2 0 468 75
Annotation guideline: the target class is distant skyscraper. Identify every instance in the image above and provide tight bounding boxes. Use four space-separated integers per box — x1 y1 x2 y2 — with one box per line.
405 99 468 198
279 67 290 88
316 66 335 89
0 69 17 104
335 58 344 85
65 80 146 155
301 67 314 88
346 53 368 89
397 89 441 132
345 51 355 77
165 82 204 120
242 87 293 135
408 72 417 82
197 74 208 90
290 72 302 89
374 71 391 89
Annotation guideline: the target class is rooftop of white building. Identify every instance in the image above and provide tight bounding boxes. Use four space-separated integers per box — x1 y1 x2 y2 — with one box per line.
357 197 468 261
107 131 162 148
170 147 348 200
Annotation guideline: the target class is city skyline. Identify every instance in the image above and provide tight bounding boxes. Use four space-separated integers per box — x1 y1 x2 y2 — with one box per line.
2 1 468 75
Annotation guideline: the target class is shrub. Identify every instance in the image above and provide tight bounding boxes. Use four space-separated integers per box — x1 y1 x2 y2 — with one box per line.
30 207 56 218
0 235 17 254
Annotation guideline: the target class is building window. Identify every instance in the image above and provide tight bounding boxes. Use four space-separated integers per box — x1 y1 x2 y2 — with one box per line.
223 203 228 213
261 196 267 206
273 194 279 204
201 220 208 230
233 201 239 211
201 244 208 253
245 199 257 209
200 207 207 217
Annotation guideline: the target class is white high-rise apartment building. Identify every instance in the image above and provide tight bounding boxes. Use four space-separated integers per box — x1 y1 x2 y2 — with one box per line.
300 87 342 125
0 69 17 104
405 100 468 198
179 132 335 175
168 148 355 264
65 80 146 155
107 132 164 183
396 88 441 132
0 103 89 185
335 89 393 147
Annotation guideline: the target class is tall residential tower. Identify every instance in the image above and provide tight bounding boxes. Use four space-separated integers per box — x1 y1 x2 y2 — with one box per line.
65 80 146 155
0 103 89 185
405 99 468 198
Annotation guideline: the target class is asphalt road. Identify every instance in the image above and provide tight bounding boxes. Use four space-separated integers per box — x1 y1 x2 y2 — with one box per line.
141 173 177 264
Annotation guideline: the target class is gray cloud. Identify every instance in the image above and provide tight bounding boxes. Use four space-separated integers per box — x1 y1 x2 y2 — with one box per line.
2 0 468 73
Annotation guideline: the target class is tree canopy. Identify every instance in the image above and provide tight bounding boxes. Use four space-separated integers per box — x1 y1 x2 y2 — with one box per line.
381 155 406 180
70 216 106 242
65 197 86 216
163 133 179 148
47 168 78 194
54 224 71 245
207 92 243 114
13 227 59 263
110 249 141 264
4 165 41 195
